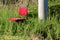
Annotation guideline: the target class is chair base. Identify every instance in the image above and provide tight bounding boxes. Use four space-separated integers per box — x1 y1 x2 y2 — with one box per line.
8 18 25 22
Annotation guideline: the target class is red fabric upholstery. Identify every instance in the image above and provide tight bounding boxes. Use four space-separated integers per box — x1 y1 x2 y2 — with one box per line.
18 7 28 16
9 18 25 22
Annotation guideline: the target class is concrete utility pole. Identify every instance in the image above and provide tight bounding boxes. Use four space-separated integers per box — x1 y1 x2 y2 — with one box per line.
38 0 48 20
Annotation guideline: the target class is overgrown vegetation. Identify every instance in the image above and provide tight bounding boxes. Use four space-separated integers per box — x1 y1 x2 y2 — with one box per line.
0 0 60 40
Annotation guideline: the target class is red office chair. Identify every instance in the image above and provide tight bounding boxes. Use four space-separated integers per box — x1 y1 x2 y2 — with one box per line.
9 7 28 22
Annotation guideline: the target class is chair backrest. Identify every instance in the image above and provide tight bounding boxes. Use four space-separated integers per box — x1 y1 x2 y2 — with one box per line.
18 7 28 16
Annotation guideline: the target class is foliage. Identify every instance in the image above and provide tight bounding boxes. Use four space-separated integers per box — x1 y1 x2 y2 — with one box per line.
0 0 60 40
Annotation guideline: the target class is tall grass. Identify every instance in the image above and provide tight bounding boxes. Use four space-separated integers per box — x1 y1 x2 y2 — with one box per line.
0 0 60 40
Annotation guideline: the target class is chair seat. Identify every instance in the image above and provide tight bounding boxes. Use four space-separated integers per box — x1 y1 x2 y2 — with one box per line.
9 18 25 22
